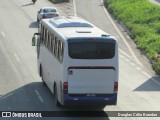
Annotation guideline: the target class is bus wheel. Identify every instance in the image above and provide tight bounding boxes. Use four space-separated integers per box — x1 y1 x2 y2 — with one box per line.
54 86 61 107
41 75 46 85
37 17 39 22
40 67 46 85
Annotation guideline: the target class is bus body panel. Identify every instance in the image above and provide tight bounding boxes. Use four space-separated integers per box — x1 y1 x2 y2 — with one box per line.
67 69 115 94
39 45 63 94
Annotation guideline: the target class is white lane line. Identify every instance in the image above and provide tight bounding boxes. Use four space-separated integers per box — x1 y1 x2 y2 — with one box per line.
1 31 5 37
136 67 141 71
73 0 77 17
14 53 20 61
34 90 44 102
0 38 22 85
125 58 130 62
142 71 150 78
119 48 131 59
130 63 135 66
101 0 143 67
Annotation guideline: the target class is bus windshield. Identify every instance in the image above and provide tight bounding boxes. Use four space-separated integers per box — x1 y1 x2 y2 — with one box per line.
68 39 115 59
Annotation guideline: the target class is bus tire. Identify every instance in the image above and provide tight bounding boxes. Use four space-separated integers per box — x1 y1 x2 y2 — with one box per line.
40 66 46 85
37 17 39 22
54 85 61 107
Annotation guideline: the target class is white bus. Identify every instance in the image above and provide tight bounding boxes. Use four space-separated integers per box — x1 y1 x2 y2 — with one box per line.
32 16 118 106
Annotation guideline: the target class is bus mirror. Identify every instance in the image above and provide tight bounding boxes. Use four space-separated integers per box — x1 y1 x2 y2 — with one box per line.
32 36 36 46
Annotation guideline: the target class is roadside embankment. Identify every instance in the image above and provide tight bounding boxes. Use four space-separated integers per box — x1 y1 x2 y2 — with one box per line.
104 0 160 74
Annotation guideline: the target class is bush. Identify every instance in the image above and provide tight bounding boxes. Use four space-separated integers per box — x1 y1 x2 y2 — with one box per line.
153 61 160 74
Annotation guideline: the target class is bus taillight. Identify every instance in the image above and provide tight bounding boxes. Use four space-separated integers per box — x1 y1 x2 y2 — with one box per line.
63 82 68 94
114 82 118 92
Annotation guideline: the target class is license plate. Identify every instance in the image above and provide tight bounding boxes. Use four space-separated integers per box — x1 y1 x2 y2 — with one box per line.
87 93 95 96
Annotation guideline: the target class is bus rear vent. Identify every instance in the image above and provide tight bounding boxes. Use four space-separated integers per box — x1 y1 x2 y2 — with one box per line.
49 16 93 28
101 34 110 37
76 30 91 33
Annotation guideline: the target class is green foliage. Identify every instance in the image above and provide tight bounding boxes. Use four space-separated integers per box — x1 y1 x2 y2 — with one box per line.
153 61 160 74
104 0 160 74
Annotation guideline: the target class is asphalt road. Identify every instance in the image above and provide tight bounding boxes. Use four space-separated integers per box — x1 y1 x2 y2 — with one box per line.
0 0 108 120
0 0 160 120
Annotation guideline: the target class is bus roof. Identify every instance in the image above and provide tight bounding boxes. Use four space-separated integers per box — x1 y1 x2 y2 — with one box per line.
49 16 93 28
41 16 114 40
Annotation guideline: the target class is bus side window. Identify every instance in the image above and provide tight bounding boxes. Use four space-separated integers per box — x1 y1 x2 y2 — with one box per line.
52 35 55 54
49 32 52 52
43 28 46 44
54 37 57 57
47 31 51 50
40 25 43 42
45 30 48 47
57 40 61 60
50 35 53 53
58 41 63 63
42 27 45 44
59 42 64 62
56 40 60 58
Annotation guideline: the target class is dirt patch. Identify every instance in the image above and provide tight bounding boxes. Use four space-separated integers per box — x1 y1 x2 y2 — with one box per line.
53 0 74 16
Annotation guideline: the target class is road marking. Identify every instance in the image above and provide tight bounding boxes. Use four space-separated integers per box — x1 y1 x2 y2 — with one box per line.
119 48 132 59
124 58 130 62
73 0 77 17
14 53 20 61
0 38 22 85
142 71 150 78
34 90 44 102
136 67 141 71
101 0 143 67
1 31 5 37
130 63 135 66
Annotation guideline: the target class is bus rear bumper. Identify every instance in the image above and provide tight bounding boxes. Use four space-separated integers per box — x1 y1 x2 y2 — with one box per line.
63 93 117 106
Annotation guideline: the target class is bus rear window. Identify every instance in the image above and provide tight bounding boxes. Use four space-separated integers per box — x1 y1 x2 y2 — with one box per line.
68 41 115 59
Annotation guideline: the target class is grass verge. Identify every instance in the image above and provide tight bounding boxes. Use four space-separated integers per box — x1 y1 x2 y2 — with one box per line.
104 0 160 74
